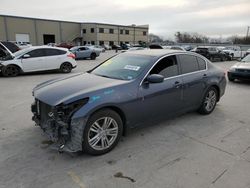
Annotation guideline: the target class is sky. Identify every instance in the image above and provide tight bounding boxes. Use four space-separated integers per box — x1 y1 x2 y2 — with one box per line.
0 0 250 40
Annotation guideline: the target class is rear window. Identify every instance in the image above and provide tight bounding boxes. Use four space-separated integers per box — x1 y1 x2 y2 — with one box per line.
178 54 199 74
197 57 206 70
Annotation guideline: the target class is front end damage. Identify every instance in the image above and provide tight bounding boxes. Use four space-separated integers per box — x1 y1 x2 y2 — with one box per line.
31 98 88 152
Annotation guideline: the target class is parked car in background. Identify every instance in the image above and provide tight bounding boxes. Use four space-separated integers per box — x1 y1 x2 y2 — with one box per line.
222 46 247 59
163 45 186 51
0 41 20 53
227 54 250 81
0 46 76 77
89 45 105 53
103 44 112 50
13 41 32 50
121 47 146 53
56 43 74 49
31 49 226 155
192 46 230 61
245 48 250 57
112 44 122 50
149 44 163 49
121 43 132 50
70 46 101 60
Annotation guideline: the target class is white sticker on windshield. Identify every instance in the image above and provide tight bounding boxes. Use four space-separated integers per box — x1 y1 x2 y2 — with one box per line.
124 65 140 71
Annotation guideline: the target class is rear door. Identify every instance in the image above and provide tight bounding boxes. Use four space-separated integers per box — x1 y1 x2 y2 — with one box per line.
44 48 67 70
177 54 207 109
21 49 47 72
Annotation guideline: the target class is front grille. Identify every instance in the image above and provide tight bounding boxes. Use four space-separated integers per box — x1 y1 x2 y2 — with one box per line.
236 69 250 73
38 100 53 124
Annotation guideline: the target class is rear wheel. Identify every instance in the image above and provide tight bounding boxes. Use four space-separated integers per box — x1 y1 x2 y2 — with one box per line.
198 87 218 115
228 77 234 82
83 109 123 155
90 53 96 60
2 65 19 77
60 62 72 73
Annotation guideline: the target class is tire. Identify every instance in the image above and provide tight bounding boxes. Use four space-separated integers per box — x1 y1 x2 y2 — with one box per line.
198 87 218 115
228 77 234 82
83 109 123 155
90 53 96 60
60 62 72 73
2 65 19 77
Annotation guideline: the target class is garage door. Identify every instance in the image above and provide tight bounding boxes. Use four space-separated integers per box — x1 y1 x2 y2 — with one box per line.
15 34 30 43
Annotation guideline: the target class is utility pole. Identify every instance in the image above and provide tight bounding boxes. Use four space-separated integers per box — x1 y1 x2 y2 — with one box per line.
247 26 250 38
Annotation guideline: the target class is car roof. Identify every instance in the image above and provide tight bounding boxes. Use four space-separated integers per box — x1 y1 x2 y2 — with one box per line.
124 49 186 57
27 46 68 51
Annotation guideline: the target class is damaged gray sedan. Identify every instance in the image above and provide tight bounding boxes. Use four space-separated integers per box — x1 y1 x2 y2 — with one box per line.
31 50 226 155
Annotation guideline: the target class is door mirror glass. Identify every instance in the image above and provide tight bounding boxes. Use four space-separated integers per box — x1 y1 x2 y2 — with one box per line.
22 54 30 59
146 74 164 83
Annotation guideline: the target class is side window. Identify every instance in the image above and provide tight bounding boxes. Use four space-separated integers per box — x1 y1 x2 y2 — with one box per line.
79 47 86 51
178 54 199 74
150 55 179 78
45 49 66 56
196 57 206 70
26 49 46 58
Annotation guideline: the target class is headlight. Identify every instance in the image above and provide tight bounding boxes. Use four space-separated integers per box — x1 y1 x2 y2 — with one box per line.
56 98 89 122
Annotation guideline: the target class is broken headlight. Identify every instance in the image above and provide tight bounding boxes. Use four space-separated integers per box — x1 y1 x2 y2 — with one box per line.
56 98 89 123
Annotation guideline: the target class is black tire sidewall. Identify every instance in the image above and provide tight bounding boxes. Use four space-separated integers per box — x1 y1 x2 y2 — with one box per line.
3 65 19 77
60 62 72 73
90 53 96 60
82 109 123 155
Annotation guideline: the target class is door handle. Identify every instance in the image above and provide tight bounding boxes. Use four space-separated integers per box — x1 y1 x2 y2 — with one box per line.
203 74 207 77
174 81 181 88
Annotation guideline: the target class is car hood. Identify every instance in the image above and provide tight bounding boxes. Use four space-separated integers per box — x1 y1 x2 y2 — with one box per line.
33 73 128 106
231 62 250 69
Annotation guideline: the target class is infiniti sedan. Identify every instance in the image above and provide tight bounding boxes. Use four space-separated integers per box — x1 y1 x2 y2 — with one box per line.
31 50 226 155
228 54 250 81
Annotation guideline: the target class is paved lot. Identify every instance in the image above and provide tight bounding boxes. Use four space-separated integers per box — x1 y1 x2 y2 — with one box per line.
0 51 250 188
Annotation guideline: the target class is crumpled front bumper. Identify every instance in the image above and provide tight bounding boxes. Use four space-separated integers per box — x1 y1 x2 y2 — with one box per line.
31 100 87 153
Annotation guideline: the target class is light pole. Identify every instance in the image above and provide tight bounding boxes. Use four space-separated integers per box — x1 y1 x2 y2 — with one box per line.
247 26 250 38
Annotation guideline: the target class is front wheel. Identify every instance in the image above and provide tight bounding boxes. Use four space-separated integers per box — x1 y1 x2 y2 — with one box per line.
198 87 218 115
60 62 72 73
2 65 19 77
83 109 123 155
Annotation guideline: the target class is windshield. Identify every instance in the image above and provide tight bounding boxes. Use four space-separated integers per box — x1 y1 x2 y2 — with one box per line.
241 55 250 63
13 48 31 57
91 54 155 80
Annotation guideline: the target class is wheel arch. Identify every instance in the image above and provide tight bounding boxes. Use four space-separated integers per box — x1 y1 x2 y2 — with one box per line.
4 64 23 73
207 84 220 102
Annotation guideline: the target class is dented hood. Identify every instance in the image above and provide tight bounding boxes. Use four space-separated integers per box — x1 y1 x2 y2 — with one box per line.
33 73 128 106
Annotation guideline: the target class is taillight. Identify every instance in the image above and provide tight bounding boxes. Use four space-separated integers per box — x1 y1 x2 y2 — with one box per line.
67 53 75 59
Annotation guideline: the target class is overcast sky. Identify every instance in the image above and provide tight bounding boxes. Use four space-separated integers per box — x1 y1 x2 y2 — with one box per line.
0 0 249 39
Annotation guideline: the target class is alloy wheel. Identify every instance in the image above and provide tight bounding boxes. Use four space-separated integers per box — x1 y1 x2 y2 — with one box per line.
88 117 119 151
204 90 217 112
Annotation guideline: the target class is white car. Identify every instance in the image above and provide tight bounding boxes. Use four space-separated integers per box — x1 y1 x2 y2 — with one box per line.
0 46 77 77
222 46 247 59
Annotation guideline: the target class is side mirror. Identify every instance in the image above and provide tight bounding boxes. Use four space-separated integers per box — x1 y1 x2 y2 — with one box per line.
22 54 30 59
146 74 164 83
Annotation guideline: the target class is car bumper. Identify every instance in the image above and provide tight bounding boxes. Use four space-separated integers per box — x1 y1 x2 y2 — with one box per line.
228 71 250 80
31 100 86 153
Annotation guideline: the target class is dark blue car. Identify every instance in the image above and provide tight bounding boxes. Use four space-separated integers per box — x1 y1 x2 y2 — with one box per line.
31 50 226 155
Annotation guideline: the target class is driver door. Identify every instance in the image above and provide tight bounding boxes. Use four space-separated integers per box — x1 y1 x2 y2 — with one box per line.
21 49 47 72
135 55 183 125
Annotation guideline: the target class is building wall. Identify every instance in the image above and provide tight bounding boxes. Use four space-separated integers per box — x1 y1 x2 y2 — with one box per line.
0 15 148 46
82 23 149 45
0 16 7 41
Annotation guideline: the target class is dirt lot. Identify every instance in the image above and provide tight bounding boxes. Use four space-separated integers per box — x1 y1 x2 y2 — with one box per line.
0 51 250 188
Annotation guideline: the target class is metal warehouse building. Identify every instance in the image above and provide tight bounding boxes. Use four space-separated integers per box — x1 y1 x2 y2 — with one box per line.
0 15 149 46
